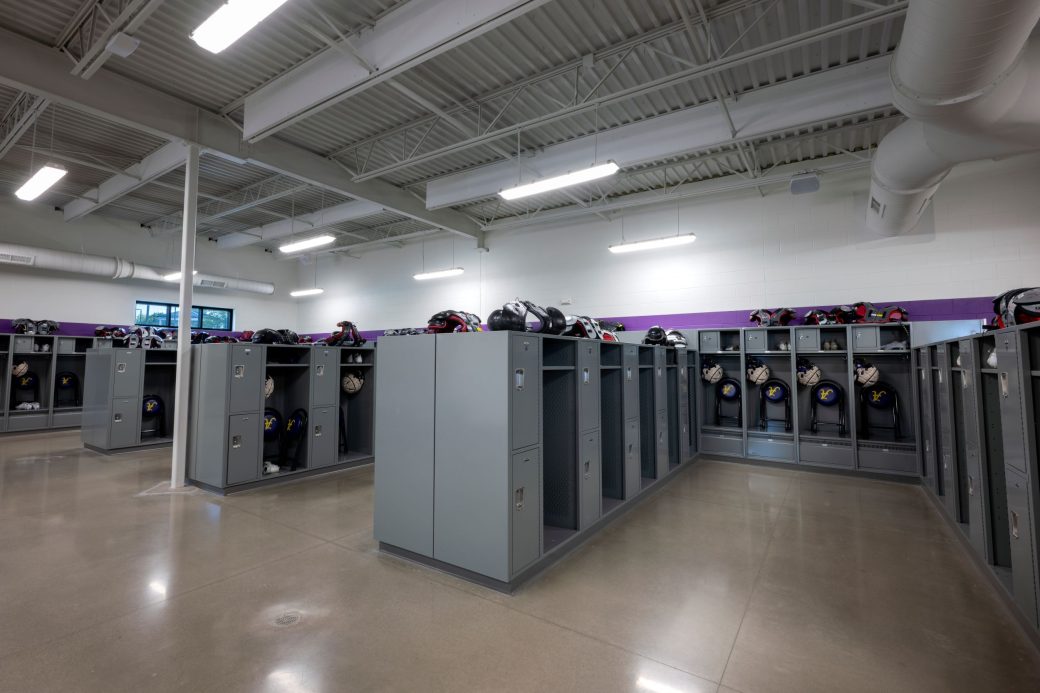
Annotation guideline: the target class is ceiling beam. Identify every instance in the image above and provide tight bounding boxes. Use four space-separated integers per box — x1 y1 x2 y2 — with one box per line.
427 56 892 208
216 199 383 248
241 0 552 142
0 92 50 159
0 26 482 243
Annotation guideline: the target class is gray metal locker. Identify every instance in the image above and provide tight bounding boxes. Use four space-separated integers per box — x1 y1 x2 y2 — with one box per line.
957 340 989 558
226 414 260 485
109 397 140 449
852 326 880 350
622 346 639 416
310 347 338 407
624 418 640 498
308 406 338 469
511 448 541 575
511 334 540 450
579 430 601 529
918 349 938 492
1006 467 1039 628
655 408 669 480
228 344 262 414
578 341 600 433
936 345 960 521
795 328 820 351
653 347 667 412
111 350 143 398
996 334 1028 476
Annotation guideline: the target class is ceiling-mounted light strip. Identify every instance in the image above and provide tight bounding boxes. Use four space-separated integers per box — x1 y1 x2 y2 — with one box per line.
163 270 199 281
413 268 464 281
15 164 67 201
279 234 335 253
608 233 696 254
499 161 619 200
290 288 324 297
191 0 291 54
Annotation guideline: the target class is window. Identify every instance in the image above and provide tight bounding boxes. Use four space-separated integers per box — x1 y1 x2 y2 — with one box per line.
135 301 233 331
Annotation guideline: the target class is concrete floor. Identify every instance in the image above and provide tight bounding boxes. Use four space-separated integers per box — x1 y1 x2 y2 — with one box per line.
1 430 1039 692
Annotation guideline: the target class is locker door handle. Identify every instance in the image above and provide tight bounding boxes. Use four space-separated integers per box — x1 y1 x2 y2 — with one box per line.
627 443 633 455
316 365 325 376
116 363 127 373
314 425 323 437
999 372 1009 398
515 486 525 511
582 368 590 385
514 368 525 391
967 476 974 496
234 365 245 379
584 459 591 478
1011 510 1020 540
113 413 123 423
231 435 242 449
657 367 662 377
625 367 633 381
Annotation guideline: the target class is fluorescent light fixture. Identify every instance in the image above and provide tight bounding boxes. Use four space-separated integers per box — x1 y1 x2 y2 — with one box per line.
413 267 464 281
608 233 696 254
15 164 67 201
190 0 290 54
163 270 198 281
290 288 324 297
279 235 335 253
499 161 619 200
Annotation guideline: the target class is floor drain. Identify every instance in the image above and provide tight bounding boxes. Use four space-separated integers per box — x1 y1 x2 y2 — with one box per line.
274 611 302 627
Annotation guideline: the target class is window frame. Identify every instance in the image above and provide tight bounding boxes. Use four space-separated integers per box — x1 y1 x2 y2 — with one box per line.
134 300 234 331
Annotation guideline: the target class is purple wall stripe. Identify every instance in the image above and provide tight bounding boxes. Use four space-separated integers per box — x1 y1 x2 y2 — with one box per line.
3 296 994 341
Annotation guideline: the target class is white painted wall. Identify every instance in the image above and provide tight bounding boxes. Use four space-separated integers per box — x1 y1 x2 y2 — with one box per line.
297 152 1040 334
0 199 299 330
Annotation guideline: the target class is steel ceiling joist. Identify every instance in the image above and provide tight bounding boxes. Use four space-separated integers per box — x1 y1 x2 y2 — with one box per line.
0 92 50 159
217 199 384 249
242 0 553 142
352 0 907 183
59 0 167 79
0 26 483 244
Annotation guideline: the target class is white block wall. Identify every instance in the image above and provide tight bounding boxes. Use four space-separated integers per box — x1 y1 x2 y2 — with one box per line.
297 152 1040 333
0 200 298 330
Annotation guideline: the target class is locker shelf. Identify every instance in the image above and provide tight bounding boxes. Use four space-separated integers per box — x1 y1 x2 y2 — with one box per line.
701 424 741 435
602 497 624 515
265 363 309 368
542 365 575 371
980 368 998 374
340 363 374 368
747 429 793 440
543 525 577 553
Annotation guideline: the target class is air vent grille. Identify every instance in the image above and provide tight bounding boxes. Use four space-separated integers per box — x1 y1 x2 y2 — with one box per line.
199 279 227 289
0 252 35 266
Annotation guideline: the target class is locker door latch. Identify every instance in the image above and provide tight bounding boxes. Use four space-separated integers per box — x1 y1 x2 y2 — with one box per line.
314 425 323 437
967 476 974 496
514 368 525 391
514 486 525 511
316 365 325 376
582 368 590 385
116 363 126 373
999 372 1009 398
1011 510 1020 540
113 413 123 423
231 435 242 449
584 459 591 478
233 365 245 379
625 367 632 381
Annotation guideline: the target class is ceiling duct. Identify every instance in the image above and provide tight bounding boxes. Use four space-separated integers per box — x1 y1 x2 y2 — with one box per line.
867 0 1040 235
0 242 274 295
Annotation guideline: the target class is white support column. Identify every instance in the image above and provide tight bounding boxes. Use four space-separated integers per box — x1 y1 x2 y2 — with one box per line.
170 144 199 489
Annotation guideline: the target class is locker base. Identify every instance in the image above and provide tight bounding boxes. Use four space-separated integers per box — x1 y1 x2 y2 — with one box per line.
190 456 373 495
84 439 173 455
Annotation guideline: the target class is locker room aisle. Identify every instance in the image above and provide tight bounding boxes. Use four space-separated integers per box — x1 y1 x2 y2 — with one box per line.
1 430 1037 692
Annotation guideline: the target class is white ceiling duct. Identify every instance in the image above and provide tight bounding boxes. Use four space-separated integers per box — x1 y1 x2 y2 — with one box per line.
0 242 275 295
867 0 1040 235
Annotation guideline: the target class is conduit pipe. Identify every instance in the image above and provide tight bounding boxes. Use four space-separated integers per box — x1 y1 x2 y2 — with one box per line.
0 242 275 295
867 0 1040 235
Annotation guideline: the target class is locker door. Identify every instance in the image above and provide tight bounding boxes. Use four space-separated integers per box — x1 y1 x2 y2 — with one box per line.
511 448 541 576
311 348 338 407
656 409 669 480
578 341 601 433
109 397 141 448
624 418 640 499
111 350 142 398
309 406 338 469
919 351 938 492
996 335 1028 475
229 345 262 414
936 346 959 520
510 335 540 450
623 347 639 418
678 404 691 462
579 431 601 529
1006 467 1039 628
226 414 260 485
654 348 667 412
958 343 989 558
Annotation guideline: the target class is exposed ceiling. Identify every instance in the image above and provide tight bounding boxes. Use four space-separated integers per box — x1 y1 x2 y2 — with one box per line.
0 0 907 256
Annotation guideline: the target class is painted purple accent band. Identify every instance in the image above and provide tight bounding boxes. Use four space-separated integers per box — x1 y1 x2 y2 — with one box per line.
0 319 241 338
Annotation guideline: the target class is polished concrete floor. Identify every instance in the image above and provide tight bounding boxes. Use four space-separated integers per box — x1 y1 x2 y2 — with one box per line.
1 430 1039 692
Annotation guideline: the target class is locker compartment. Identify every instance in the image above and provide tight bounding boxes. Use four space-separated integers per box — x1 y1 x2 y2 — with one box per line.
857 444 917 474
745 330 766 351
996 336 1028 476
655 408 669 480
110 397 141 448
600 367 625 512
981 367 1013 578
511 335 541 450
1006 467 1039 628
226 414 260 485
700 432 743 456
511 449 541 576
542 366 577 552
699 331 719 353
310 347 338 407
800 440 854 468
624 418 641 500
7 413 48 432
308 405 338 469
229 344 262 414
639 368 656 487
579 430 602 529
653 348 667 412
747 436 794 462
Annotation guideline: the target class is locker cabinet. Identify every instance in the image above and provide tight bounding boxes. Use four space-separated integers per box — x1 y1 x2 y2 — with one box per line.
81 347 173 452
579 430 602 529
511 335 540 450
1006 467 1039 628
